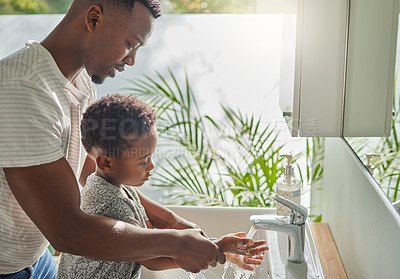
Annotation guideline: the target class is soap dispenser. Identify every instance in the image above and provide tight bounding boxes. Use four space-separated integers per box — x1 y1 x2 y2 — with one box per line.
365 153 379 175
276 154 301 216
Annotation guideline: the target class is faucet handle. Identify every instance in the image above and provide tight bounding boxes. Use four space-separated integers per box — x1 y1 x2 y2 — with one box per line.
275 194 308 224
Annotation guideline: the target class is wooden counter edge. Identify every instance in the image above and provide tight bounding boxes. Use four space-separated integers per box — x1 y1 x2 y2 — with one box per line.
310 222 348 279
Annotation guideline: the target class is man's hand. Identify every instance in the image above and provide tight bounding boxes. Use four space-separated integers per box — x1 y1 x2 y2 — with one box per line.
171 229 226 273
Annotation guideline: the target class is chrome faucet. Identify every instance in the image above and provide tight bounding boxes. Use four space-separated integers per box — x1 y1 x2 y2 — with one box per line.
250 194 308 263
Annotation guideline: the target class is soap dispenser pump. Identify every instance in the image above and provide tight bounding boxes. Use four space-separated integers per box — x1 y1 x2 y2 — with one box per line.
365 153 379 175
276 154 301 216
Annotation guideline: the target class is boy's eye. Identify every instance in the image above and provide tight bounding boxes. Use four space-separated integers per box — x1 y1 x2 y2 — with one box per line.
139 161 148 166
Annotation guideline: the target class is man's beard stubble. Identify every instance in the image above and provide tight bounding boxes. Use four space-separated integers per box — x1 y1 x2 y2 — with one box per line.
91 74 103 85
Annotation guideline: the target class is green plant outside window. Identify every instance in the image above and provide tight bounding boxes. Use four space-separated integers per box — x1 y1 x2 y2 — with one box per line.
125 70 304 207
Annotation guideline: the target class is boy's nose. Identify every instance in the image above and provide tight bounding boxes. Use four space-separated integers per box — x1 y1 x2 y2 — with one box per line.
146 158 155 171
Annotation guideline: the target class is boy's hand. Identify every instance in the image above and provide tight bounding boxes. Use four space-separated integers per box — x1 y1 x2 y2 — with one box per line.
216 232 268 271
213 232 268 256
225 252 264 271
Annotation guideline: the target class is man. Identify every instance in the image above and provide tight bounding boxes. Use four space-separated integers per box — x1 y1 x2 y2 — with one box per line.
0 0 227 277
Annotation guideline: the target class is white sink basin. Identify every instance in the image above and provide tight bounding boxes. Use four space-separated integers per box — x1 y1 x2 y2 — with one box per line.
141 206 324 279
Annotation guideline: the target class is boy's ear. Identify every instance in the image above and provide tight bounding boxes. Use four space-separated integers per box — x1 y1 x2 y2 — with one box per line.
96 154 113 173
85 5 104 32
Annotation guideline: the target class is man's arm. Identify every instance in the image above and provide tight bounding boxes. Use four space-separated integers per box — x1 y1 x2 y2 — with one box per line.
4 157 224 272
138 232 268 271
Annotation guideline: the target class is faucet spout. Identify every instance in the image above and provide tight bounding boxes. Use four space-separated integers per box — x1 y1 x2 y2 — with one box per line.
250 215 305 263
251 215 293 232
250 195 308 263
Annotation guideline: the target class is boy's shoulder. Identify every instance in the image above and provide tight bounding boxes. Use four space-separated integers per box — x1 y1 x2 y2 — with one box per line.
81 174 148 226
80 174 128 216
81 174 122 204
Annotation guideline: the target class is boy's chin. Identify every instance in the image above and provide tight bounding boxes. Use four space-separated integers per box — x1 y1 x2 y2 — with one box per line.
128 181 145 187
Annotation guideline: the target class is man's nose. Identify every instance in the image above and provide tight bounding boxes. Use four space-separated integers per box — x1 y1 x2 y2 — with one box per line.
124 50 137 66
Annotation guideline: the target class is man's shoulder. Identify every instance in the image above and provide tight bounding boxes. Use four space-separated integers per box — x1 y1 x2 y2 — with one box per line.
0 75 65 116
0 42 45 82
1 41 96 105
0 42 69 113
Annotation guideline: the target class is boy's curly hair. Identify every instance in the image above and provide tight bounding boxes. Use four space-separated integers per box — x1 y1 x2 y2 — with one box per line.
81 93 157 157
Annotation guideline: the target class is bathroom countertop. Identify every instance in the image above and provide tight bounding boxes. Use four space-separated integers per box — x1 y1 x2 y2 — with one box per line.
310 223 347 279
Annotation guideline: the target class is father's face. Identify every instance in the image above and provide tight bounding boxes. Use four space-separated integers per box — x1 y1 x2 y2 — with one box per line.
83 2 155 84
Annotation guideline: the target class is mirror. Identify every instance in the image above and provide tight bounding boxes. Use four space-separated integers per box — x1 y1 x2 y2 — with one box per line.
345 13 400 212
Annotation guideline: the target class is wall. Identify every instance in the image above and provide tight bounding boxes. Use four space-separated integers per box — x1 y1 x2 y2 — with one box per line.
321 138 400 278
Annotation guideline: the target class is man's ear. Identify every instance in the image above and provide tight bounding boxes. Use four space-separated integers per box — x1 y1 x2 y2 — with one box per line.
96 154 113 173
85 5 103 32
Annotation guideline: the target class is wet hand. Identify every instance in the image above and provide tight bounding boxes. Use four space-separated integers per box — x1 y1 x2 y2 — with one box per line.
225 252 265 271
214 232 268 257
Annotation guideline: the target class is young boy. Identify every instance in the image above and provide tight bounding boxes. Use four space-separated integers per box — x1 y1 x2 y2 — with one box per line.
57 94 267 278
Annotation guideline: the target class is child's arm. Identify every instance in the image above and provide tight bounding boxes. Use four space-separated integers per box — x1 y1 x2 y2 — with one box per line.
136 189 204 231
137 223 199 271
139 221 205 271
138 257 179 271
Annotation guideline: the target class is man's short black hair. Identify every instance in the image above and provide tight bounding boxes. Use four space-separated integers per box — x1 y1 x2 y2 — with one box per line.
91 0 162 18
81 93 157 157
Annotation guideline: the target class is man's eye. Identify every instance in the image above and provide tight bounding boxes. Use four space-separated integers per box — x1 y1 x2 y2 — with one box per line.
127 41 136 49
127 41 139 50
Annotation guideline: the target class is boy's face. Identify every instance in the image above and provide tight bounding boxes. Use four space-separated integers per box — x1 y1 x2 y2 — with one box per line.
83 2 155 84
108 130 158 187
